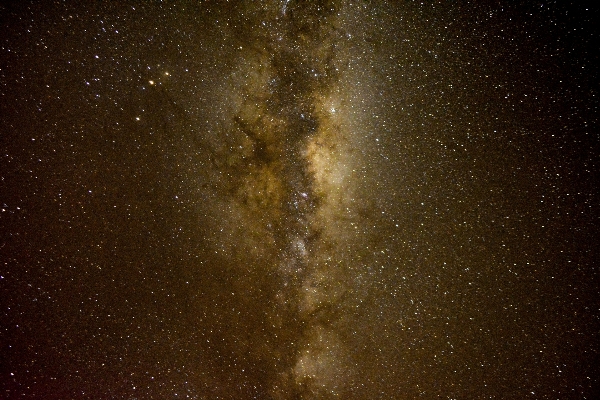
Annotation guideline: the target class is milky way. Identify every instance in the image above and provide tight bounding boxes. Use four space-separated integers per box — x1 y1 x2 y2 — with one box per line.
200 2 377 395
1 1 597 398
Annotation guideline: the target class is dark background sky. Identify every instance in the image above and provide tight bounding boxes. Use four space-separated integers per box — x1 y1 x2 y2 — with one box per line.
1 1 598 399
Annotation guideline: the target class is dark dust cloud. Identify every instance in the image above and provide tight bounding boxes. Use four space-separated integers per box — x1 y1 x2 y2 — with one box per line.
1 1 598 398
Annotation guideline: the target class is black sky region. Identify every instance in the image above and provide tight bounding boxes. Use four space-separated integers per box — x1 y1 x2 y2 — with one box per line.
1 1 598 399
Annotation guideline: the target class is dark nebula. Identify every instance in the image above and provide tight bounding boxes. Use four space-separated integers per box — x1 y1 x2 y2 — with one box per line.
1 1 598 398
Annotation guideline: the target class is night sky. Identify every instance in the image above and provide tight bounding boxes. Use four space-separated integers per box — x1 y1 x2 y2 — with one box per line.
1 1 598 399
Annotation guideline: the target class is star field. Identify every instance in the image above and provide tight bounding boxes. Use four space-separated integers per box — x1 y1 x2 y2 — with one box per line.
1 1 598 399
